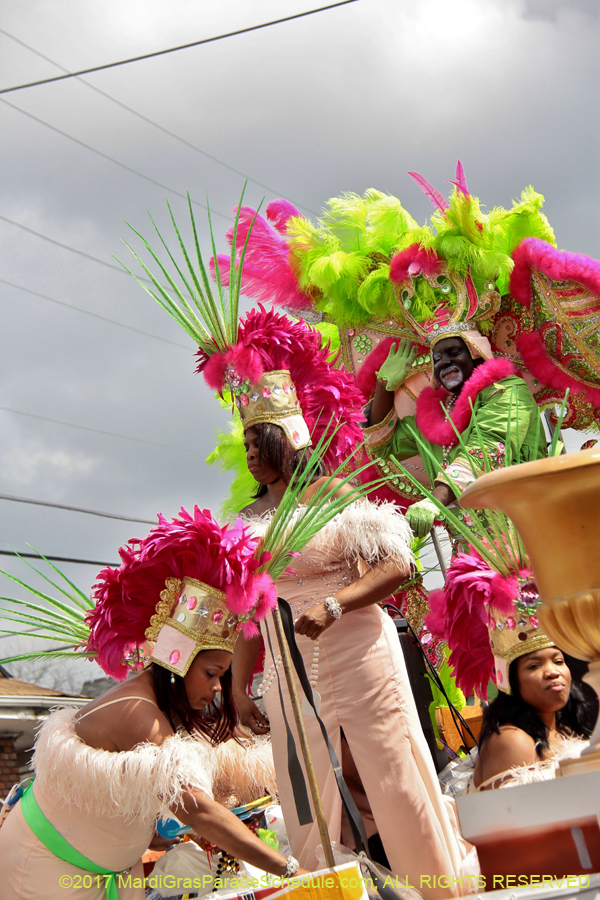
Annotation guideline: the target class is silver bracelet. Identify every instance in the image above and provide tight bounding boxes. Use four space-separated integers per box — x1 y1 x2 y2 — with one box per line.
324 596 342 619
284 856 300 878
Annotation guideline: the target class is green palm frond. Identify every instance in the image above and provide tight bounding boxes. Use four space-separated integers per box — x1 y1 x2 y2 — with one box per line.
257 421 389 582
391 392 569 577
0 550 93 666
117 184 261 355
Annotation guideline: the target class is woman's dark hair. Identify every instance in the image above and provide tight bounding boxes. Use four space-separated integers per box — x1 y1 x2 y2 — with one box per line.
250 422 326 498
150 660 238 745
479 654 595 755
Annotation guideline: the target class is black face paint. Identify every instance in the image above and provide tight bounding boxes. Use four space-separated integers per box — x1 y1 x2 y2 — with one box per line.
432 337 476 394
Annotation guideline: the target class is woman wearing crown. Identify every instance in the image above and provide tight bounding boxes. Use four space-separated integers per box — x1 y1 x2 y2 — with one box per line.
0 508 309 899
423 495 594 793
191 309 471 896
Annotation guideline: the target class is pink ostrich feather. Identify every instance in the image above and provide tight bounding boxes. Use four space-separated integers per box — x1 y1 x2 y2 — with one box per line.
407 172 450 213
86 506 275 681
266 199 301 233
390 245 442 283
425 552 496 699
510 238 600 408
445 160 470 198
425 555 537 699
197 306 365 472
416 357 518 447
209 205 313 312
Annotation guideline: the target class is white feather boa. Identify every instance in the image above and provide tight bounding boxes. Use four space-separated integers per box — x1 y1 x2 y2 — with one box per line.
212 734 278 807
33 708 277 822
496 736 588 787
242 498 413 569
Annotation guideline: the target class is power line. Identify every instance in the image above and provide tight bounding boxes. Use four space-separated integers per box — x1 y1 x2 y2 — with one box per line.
0 493 156 525
0 217 173 290
0 406 205 455
0 2 359 95
0 28 319 218
0 98 230 219
0 213 140 276
0 279 191 350
0 549 118 567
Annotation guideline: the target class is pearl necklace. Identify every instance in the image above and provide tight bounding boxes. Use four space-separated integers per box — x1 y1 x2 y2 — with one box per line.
442 393 458 468
257 641 320 697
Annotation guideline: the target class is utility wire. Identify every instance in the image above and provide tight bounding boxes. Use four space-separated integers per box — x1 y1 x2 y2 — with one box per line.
0 213 142 276
0 406 204 455
0 279 191 350
0 493 156 525
0 217 172 289
0 97 229 220
0 2 358 95
0 550 118 567
0 28 318 218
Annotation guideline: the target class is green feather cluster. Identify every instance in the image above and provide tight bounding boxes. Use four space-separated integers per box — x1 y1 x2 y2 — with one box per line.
287 191 419 328
285 184 556 329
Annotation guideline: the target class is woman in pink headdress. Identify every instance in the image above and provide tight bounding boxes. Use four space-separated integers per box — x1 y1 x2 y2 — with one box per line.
0 508 306 900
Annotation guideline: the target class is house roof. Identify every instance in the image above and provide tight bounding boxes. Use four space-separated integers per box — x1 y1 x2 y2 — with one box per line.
0 677 79 698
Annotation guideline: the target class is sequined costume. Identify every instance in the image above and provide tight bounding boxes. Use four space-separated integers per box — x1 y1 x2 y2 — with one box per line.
244 500 470 897
368 359 546 496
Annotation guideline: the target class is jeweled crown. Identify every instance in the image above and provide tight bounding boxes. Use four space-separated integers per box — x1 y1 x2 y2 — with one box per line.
489 577 554 693
146 577 245 675
224 367 310 450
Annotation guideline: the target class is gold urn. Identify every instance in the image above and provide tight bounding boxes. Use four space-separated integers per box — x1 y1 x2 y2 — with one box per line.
459 446 600 773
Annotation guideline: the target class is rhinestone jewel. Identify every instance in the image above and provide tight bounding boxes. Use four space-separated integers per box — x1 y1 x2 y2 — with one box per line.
212 609 224 624
187 596 197 610
272 385 282 394
250 392 260 402
169 650 180 665
197 605 209 617
177 613 186 623
226 615 236 627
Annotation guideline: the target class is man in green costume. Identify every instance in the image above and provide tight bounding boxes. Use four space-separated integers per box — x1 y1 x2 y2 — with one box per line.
366 331 547 537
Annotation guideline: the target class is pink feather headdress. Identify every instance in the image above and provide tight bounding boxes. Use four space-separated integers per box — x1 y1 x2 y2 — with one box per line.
196 305 365 470
87 506 276 680
425 551 552 698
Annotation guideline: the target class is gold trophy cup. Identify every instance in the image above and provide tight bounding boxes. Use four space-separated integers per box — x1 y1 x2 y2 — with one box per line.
459 446 600 774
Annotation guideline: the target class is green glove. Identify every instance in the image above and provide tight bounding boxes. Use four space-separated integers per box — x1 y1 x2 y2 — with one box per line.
405 499 443 538
376 340 418 391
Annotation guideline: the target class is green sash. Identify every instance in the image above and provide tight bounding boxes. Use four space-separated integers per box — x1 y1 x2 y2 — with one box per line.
20 782 126 900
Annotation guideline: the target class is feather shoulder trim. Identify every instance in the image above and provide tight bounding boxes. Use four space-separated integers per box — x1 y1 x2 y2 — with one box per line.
482 735 588 790
33 707 215 823
319 498 414 567
241 499 413 568
212 735 278 807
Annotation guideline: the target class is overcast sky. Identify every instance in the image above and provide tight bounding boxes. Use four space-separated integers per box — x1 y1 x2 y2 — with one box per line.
1 0 598 688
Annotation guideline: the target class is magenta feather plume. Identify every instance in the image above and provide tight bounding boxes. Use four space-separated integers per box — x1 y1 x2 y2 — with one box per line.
425 554 538 699
86 507 276 681
266 199 301 233
407 172 450 213
446 160 470 198
424 552 496 699
209 206 312 312
389 245 442 283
